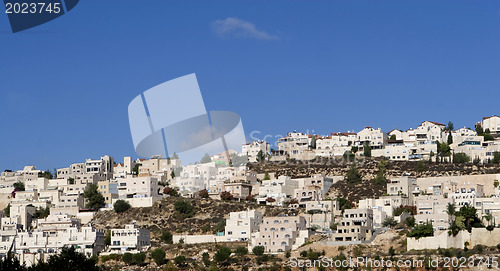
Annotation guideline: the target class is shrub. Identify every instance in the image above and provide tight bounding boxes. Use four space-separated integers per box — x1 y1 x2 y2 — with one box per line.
174 199 195 217
151 248 166 265
382 217 397 228
161 231 173 244
252 246 265 256
202 252 211 267
133 253 146 265
214 246 232 262
174 255 186 266
113 200 131 213
122 252 133 264
407 222 434 239
220 191 234 201
199 189 209 198
235 246 248 256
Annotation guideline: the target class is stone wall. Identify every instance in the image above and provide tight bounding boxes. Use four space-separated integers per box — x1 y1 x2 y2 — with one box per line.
407 228 500 251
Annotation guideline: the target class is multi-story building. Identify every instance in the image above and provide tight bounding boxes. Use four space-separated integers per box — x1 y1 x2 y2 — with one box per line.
331 208 374 242
277 132 312 159
387 176 419 205
109 224 151 253
242 141 270 162
225 210 263 241
415 195 452 231
356 126 387 150
250 216 308 253
478 115 500 134
116 176 161 207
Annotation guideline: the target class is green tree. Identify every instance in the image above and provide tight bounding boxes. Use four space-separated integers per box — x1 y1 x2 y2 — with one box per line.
447 133 453 145
200 153 212 164
174 255 186 267
151 248 166 265
263 172 270 180
382 216 397 228
4 203 10 217
336 197 352 211
83 183 105 210
446 121 454 132
170 152 179 159
235 246 248 257
407 222 434 239
202 252 211 267
493 152 500 164
122 253 133 264
164 261 178 271
256 150 266 163
405 216 416 228
38 170 53 179
476 124 484 135
439 142 451 162
133 253 146 265
113 200 131 213
453 153 470 164
105 230 111 246
132 163 141 175
174 199 195 217
13 181 25 191
363 142 371 157
389 134 397 140
33 207 50 219
252 246 265 256
160 231 173 244
214 246 232 263
416 160 426 172
31 246 99 270
309 136 317 150
346 165 362 184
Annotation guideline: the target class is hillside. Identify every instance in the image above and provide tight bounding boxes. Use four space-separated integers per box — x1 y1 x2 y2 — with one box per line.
93 197 302 239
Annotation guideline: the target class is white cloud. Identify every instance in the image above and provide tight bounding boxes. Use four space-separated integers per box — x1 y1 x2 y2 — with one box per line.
211 17 278 40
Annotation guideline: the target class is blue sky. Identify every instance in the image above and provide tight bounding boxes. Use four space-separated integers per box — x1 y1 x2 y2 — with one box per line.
1 0 500 170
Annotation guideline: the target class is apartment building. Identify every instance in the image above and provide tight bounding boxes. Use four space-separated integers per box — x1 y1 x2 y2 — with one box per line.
277 132 312 159
225 210 263 241
223 180 252 199
479 115 500 134
242 141 270 162
301 200 339 230
331 208 374 242
415 195 452 230
293 175 334 202
116 175 161 207
257 176 298 205
98 180 118 208
356 127 387 150
109 224 151 253
386 176 419 205
250 216 308 253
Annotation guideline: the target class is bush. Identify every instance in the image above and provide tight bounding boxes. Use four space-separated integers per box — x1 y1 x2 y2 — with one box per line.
252 246 265 256
174 255 186 266
133 253 146 265
100 254 121 263
151 248 166 265
161 231 173 244
220 191 234 201
113 200 131 213
235 246 248 256
199 189 209 198
346 165 362 184
174 199 195 217
214 246 232 262
122 252 133 264
382 217 397 228
202 252 211 267
407 222 434 239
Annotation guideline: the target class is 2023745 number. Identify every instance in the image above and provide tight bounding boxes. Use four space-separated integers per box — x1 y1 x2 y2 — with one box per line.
5 2 62 14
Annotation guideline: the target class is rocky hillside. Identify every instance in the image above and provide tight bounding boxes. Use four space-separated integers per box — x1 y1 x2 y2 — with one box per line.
93 197 302 239
249 158 500 179
249 158 500 203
